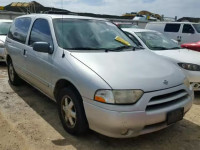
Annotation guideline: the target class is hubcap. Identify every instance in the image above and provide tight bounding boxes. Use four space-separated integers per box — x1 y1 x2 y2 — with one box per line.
9 63 14 82
62 96 76 128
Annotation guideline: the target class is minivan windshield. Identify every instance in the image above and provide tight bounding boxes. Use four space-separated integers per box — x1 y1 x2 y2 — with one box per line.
193 24 200 33
135 31 181 50
0 22 12 35
53 19 136 51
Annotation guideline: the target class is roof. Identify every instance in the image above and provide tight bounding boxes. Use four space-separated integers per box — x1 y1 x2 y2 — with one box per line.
122 28 156 33
147 21 199 24
0 19 13 22
16 14 107 21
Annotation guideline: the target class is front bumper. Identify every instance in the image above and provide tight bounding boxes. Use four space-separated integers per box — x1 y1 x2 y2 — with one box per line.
83 84 193 138
0 48 6 62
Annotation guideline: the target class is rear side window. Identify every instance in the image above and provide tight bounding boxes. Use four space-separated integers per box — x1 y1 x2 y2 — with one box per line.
29 19 53 47
182 24 195 33
164 24 181 32
8 17 31 44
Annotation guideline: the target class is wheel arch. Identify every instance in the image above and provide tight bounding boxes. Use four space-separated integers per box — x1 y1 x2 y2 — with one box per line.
54 79 82 102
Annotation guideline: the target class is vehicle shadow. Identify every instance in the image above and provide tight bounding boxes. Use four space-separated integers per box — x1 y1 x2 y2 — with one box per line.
10 82 200 150
0 62 6 67
194 91 200 105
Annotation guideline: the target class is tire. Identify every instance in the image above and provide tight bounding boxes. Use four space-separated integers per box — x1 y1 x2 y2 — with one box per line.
57 87 88 135
7 59 22 86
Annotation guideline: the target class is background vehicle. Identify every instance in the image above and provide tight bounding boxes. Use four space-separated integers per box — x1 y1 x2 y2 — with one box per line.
123 28 200 91
114 22 139 29
0 19 12 62
145 22 200 44
181 41 200 52
5 14 193 138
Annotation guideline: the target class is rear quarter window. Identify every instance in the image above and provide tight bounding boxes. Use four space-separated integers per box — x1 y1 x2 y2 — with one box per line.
8 17 31 44
164 24 181 32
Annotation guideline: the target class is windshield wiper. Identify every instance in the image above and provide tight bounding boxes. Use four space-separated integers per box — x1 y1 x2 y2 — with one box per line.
170 47 181 49
68 47 104 50
151 47 169 50
105 46 135 52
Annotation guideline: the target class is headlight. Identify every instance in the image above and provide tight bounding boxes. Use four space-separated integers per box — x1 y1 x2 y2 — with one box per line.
94 90 143 104
184 78 190 88
0 40 4 48
178 63 200 71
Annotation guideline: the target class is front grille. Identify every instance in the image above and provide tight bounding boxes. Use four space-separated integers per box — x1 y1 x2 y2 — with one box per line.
146 90 188 111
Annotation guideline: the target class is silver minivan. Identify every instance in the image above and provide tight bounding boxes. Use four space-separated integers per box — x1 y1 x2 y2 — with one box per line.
5 14 193 138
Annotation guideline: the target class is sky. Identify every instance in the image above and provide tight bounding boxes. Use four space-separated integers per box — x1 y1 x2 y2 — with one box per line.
1 0 200 19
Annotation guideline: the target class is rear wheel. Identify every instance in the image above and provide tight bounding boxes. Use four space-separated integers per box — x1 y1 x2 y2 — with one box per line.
7 60 22 86
58 87 88 135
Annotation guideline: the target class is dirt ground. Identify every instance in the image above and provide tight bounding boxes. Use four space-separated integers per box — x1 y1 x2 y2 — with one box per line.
0 62 200 150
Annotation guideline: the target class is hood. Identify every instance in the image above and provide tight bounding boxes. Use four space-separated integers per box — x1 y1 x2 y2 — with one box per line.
154 49 200 65
71 50 185 92
0 36 6 43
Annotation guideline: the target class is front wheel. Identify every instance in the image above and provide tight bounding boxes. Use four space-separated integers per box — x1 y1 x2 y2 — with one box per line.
58 87 88 135
7 60 22 86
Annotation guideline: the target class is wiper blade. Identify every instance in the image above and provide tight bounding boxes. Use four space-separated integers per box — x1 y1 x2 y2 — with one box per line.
170 47 181 49
68 47 103 50
152 47 169 50
105 46 135 52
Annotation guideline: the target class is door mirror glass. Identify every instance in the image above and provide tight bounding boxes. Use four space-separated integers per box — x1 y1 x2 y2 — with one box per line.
33 42 53 54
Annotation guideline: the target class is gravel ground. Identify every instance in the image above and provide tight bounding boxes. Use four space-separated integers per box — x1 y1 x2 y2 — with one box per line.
0 62 200 150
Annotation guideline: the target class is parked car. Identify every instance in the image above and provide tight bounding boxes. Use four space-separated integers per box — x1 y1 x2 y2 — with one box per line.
114 22 139 29
0 19 12 62
145 22 200 44
5 14 193 138
123 28 200 91
181 41 200 52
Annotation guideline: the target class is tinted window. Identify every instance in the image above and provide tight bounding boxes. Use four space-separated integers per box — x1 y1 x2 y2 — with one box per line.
29 19 53 47
8 17 31 44
164 24 181 32
182 24 195 33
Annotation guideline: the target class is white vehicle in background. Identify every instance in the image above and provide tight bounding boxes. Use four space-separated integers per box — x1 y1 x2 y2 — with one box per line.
0 19 12 62
145 22 200 44
123 28 200 91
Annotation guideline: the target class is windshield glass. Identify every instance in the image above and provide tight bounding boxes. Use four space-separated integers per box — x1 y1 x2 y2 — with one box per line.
135 31 180 50
0 22 12 35
53 19 136 50
193 24 200 33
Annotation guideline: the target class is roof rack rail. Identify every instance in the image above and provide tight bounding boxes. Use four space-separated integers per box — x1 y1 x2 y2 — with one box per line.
44 10 78 15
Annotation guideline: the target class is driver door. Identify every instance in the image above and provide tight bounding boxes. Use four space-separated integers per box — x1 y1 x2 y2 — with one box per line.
24 18 54 96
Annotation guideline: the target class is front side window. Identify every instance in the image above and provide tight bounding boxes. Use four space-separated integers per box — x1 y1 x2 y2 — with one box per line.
193 24 200 33
164 24 181 32
182 24 195 33
0 22 12 35
8 17 31 44
53 19 136 50
29 19 53 47
136 31 180 50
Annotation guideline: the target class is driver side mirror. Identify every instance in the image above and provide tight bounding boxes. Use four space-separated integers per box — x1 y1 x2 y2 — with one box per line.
33 42 53 54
